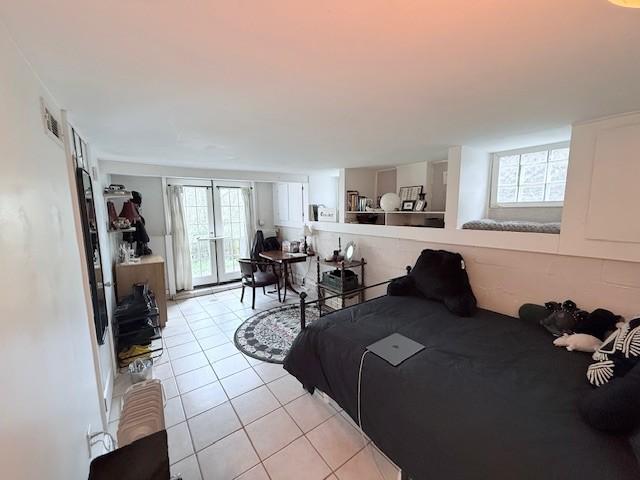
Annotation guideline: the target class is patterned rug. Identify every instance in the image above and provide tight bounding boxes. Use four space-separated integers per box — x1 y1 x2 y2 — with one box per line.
234 304 319 364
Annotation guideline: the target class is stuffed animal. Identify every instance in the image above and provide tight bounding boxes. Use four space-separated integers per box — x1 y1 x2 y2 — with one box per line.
553 333 602 353
587 317 640 386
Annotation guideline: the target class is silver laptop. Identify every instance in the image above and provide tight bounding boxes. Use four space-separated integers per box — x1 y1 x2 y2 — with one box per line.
366 333 425 367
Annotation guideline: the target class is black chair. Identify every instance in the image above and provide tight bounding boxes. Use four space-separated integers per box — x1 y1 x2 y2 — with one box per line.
238 259 281 309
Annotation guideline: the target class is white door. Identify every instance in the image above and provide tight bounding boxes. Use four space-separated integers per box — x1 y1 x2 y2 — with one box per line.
213 184 250 283
182 185 219 286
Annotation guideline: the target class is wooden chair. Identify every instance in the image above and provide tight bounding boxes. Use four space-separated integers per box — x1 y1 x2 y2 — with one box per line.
238 259 281 309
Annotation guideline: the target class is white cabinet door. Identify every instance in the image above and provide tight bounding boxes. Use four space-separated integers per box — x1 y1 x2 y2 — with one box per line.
276 183 289 224
274 182 304 227
585 123 640 243
288 183 303 226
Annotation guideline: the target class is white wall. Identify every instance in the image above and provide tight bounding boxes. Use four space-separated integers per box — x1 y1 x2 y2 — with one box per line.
254 182 275 236
0 24 103 479
281 227 640 320
447 146 490 228
375 169 397 200
344 167 377 204
110 175 166 236
100 159 307 184
308 174 339 209
109 174 169 266
396 161 427 195
429 161 448 212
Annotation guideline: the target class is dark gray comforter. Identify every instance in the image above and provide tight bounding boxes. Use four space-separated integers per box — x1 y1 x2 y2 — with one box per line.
283 295 640 480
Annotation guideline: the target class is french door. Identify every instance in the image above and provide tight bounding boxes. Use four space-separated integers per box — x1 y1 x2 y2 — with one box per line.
178 181 251 286
213 184 250 283
182 185 218 286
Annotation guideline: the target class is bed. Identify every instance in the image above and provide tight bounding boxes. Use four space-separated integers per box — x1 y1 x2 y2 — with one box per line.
284 295 640 480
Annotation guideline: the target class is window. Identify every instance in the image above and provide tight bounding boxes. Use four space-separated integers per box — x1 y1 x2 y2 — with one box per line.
491 142 570 207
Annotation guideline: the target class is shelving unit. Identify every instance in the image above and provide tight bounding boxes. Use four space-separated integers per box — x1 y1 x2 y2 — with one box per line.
103 190 133 200
345 210 446 227
108 227 136 234
114 293 164 369
316 257 366 315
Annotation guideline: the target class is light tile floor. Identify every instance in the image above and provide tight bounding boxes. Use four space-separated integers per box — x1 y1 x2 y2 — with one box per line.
111 287 400 480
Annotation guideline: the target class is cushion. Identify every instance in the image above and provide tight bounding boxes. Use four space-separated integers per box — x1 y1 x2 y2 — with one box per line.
579 360 640 433
518 303 549 323
400 249 477 316
575 308 621 341
244 271 278 287
387 275 419 297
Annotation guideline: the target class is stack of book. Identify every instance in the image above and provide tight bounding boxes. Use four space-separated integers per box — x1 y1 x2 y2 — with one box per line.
347 190 359 211
347 191 374 211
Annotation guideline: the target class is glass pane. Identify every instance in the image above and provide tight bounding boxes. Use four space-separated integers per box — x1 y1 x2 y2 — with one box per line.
545 182 566 202
196 187 207 204
196 207 207 225
497 186 517 203
499 155 520 168
498 165 519 186
220 188 230 206
185 187 196 206
547 160 568 183
549 148 569 162
518 184 545 202
520 151 548 165
520 164 547 185
222 206 231 223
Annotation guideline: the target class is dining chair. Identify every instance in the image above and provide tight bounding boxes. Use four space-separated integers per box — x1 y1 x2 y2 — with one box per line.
238 258 281 309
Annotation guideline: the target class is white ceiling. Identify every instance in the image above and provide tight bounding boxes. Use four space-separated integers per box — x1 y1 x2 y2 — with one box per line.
2 1 639 172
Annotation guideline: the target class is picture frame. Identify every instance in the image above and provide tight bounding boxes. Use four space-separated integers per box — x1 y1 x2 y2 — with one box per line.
318 207 338 222
401 200 415 211
414 199 426 211
399 185 423 201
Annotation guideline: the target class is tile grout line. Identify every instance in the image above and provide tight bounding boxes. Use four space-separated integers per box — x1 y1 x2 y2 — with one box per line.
167 292 348 479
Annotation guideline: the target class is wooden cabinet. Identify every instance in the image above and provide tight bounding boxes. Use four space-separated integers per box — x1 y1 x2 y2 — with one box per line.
115 255 168 327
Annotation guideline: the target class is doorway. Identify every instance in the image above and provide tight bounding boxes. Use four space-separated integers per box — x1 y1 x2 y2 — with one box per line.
177 181 251 287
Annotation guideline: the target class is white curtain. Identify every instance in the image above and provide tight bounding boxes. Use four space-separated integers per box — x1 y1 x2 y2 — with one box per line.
240 187 254 258
168 185 193 291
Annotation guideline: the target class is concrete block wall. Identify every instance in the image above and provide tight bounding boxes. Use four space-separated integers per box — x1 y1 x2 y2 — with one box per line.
281 227 640 319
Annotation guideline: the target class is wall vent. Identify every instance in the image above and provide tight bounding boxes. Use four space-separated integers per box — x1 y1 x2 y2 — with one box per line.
40 97 63 146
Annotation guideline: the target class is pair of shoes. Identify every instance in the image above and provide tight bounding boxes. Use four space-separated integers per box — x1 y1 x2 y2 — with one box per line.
118 344 151 360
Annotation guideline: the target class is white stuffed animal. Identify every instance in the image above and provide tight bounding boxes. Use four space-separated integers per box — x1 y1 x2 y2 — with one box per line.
553 333 602 353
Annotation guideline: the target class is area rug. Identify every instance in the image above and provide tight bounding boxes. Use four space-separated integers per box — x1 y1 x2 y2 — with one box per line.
234 304 319 364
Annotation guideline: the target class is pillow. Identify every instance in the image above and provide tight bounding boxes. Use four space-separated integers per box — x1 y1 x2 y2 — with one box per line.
579 359 640 433
575 308 621 341
403 249 477 316
518 303 549 323
387 275 419 297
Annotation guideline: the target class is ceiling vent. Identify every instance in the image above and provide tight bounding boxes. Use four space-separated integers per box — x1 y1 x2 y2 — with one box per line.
40 97 63 146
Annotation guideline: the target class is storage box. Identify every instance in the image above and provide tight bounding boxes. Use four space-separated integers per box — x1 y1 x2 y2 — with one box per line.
321 269 359 292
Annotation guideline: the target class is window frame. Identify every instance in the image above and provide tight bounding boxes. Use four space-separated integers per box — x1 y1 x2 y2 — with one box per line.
489 141 570 208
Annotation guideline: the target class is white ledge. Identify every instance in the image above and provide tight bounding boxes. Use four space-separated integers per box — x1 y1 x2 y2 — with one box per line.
307 221 561 255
